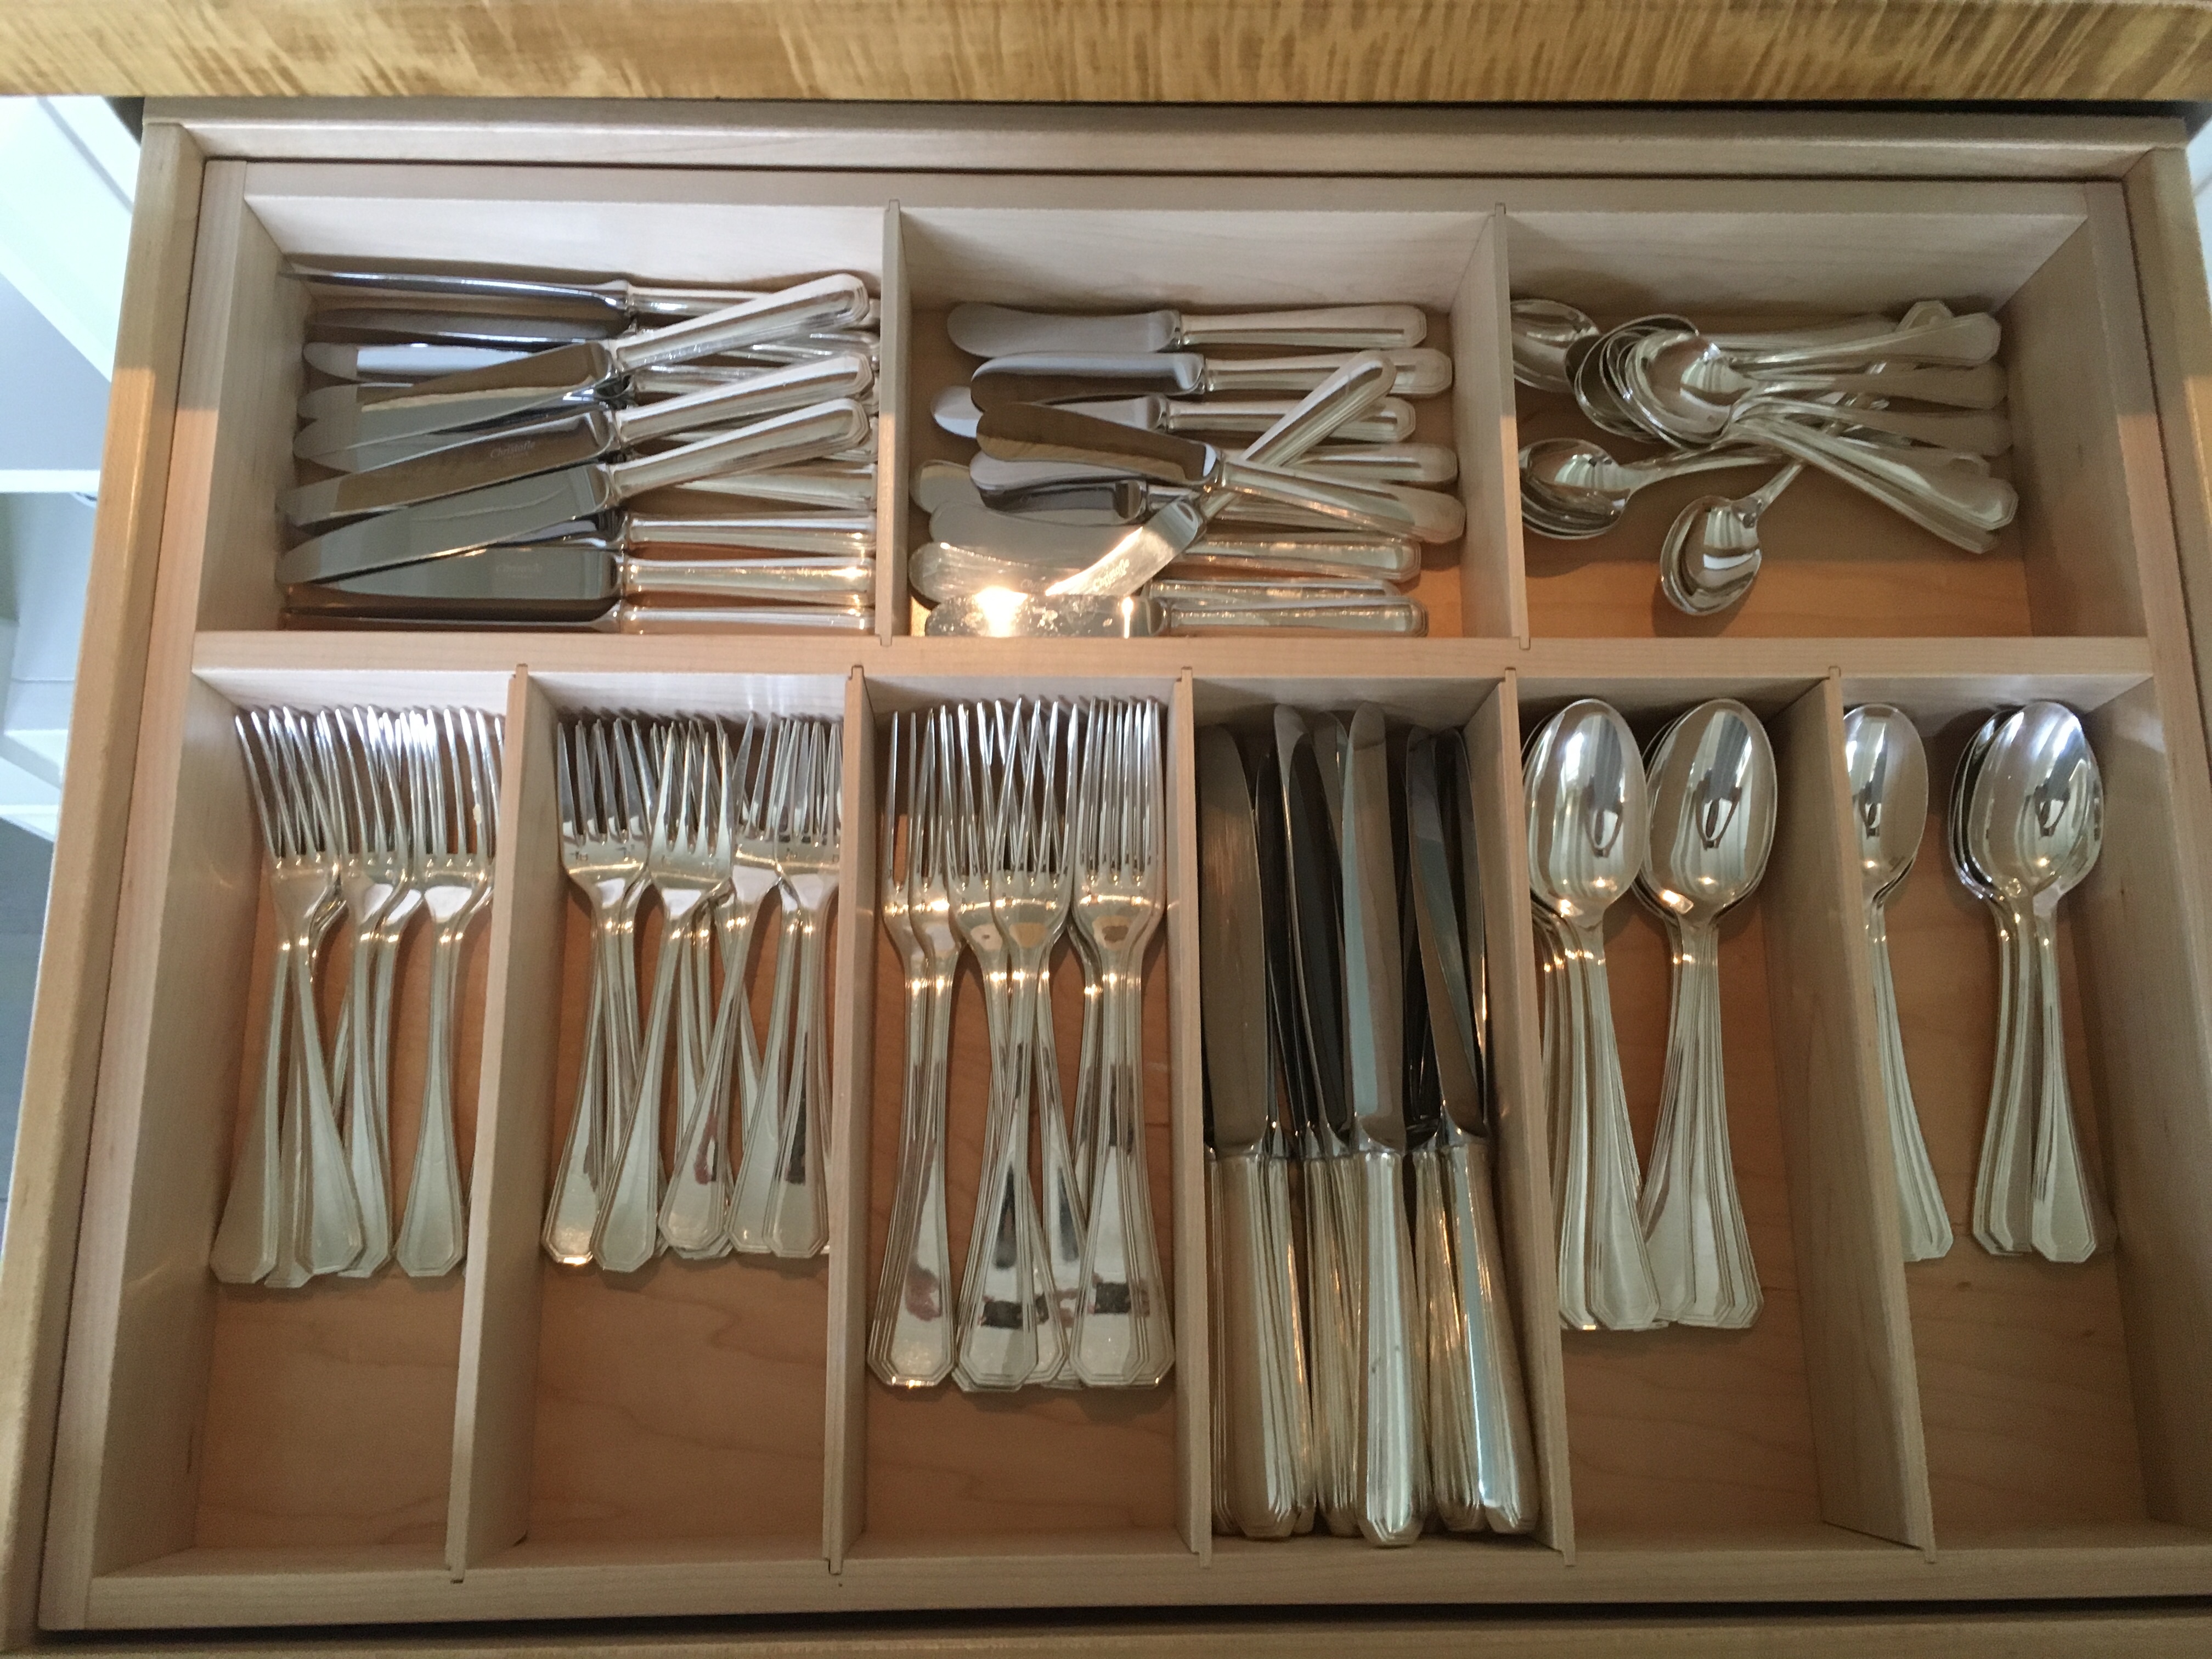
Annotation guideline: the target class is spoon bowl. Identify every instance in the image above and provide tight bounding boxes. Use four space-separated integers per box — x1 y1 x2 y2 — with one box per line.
1510 298 1599 396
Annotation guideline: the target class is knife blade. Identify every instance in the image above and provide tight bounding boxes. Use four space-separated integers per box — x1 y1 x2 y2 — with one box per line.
1277 708 1351 1149
952 302 1425 358
1199 728 1271 1153
286 355 876 522
971 347 1451 412
292 273 871 454
1405 733 1486 1132
276 398 870 584
308 307 620 348
932 385 1418 445
1341 706 1405 1154
305 342 527 382
291 537 874 620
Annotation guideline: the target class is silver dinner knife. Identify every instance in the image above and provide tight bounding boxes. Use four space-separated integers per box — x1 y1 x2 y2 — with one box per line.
277 398 871 584
1339 704 1427 1548
970 347 1452 411
1198 726 1315 1541
951 302 1426 357
286 258 774 320
931 385 1418 445
305 342 527 382
293 273 872 453
285 356 876 524
1404 732 1538 1536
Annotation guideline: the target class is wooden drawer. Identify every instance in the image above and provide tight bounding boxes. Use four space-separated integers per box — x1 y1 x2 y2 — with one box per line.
5 102 2212 1649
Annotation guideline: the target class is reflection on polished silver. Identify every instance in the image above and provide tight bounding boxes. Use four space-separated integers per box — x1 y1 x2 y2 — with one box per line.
871 712 961 1387
1515 297 2018 614
1958 703 2110 1263
870 697 1173 1393
1525 699 1660 1331
212 705 503 1289
1635 701 1776 1328
545 711 842 1272
1841 706 1952 1263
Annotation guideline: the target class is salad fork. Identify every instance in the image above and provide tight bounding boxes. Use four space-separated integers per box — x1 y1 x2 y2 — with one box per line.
394 708 501 1278
1069 699 1174 1386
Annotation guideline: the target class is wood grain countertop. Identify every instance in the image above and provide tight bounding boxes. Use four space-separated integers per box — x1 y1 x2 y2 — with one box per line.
4 0 2212 102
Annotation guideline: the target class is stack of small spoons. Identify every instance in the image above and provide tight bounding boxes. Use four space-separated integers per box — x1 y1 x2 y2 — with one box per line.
916 302 1468 636
274 261 885 631
1953 702 2111 1263
1511 298 2019 617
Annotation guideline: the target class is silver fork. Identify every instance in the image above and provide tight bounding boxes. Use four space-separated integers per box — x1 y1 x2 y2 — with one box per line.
599 719 729 1273
730 718 841 1259
393 708 500 1278
952 702 1061 1390
545 716 650 1265
870 708 962 1386
993 702 1086 1384
1069 699 1174 1386
212 708 361 1285
322 708 406 1278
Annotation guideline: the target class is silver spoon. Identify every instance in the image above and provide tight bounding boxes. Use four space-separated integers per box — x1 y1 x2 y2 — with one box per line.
1657 462 1802 616
1525 700 1660 1331
1841 706 1952 1262
1966 703 2111 1263
1519 437 1777 541
1637 701 1775 1328
1510 298 1599 396
1950 714 2032 1257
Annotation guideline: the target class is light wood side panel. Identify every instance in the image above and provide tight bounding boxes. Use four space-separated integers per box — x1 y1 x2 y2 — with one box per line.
1760 680 1933 1551
0 120 205 1645
877 205 911 640
445 672 561 1573
2122 146 2212 795
1464 676 1573 1557
1455 211 1525 642
823 669 879 1567
1167 672 1207 1557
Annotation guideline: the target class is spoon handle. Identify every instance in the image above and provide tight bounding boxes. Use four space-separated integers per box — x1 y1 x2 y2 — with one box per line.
1639 921 1760 1327
1971 898 2036 1255
2028 901 2110 1262
1568 921 1662 1332
1867 903 1954 1262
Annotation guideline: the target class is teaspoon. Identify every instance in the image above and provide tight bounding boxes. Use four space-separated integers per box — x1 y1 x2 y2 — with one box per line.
1510 298 1599 396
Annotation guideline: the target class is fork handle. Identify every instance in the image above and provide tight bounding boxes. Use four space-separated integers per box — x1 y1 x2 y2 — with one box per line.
211 933 292 1283
544 963 609 1264
729 899 807 1252
394 926 471 1277
599 921 685 1273
871 966 957 1387
761 894 834 1258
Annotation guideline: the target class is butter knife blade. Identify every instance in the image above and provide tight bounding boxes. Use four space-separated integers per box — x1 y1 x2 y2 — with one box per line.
1198 727 1272 1154
285 410 617 526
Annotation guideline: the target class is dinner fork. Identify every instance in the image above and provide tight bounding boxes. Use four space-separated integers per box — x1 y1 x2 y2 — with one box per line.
393 708 501 1277
871 709 962 1386
729 718 840 1258
1069 699 1174 1386
212 709 360 1284
600 720 729 1273
545 716 650 1265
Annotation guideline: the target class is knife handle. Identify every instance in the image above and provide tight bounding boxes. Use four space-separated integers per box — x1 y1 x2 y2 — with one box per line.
1175 533 1421 585
1352 1145 1427 1547
606 602 875 632
1161 398 1418 445
1218 461 1465 544
620 557 877 602
623 514 874 557
1209 1149 1312 1539
618 354 876 443
1426 1137 1539 1534
1238 354 1396 472
1201 348 1453 399
609 274 872 372
608 399 871 498
1156 597 1429 636
1177 304 1426 352
672 466 878 510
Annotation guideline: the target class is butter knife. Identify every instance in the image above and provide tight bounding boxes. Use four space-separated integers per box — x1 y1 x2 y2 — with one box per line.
970 348 1452 411
952 302 1425 357
1198 727 1315 1541
932 385 1417 445
277 398 871 584
928 500 1419 583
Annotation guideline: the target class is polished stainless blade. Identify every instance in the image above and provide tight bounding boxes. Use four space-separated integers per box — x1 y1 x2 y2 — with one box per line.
1340 705 1405 1152
1277 708 1351 1149
295 340 618 457
970 352 1205 411
1198 727 1273 1154
1406 735 1486 1135
953 305 1179 357
1041 499 1210 597
284 409 617 526
278 464 615 584
977 402 1216 484
309 307 619 347
295 537 622 620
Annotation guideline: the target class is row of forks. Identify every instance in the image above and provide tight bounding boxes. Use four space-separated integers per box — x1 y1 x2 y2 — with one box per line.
543 710 843 1271
212 705 502 1288
871 698 1173 1392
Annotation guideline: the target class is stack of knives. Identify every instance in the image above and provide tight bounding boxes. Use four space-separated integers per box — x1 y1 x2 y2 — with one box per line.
1199 708 1536 1547
273 262 885 630
914 303 1466 637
